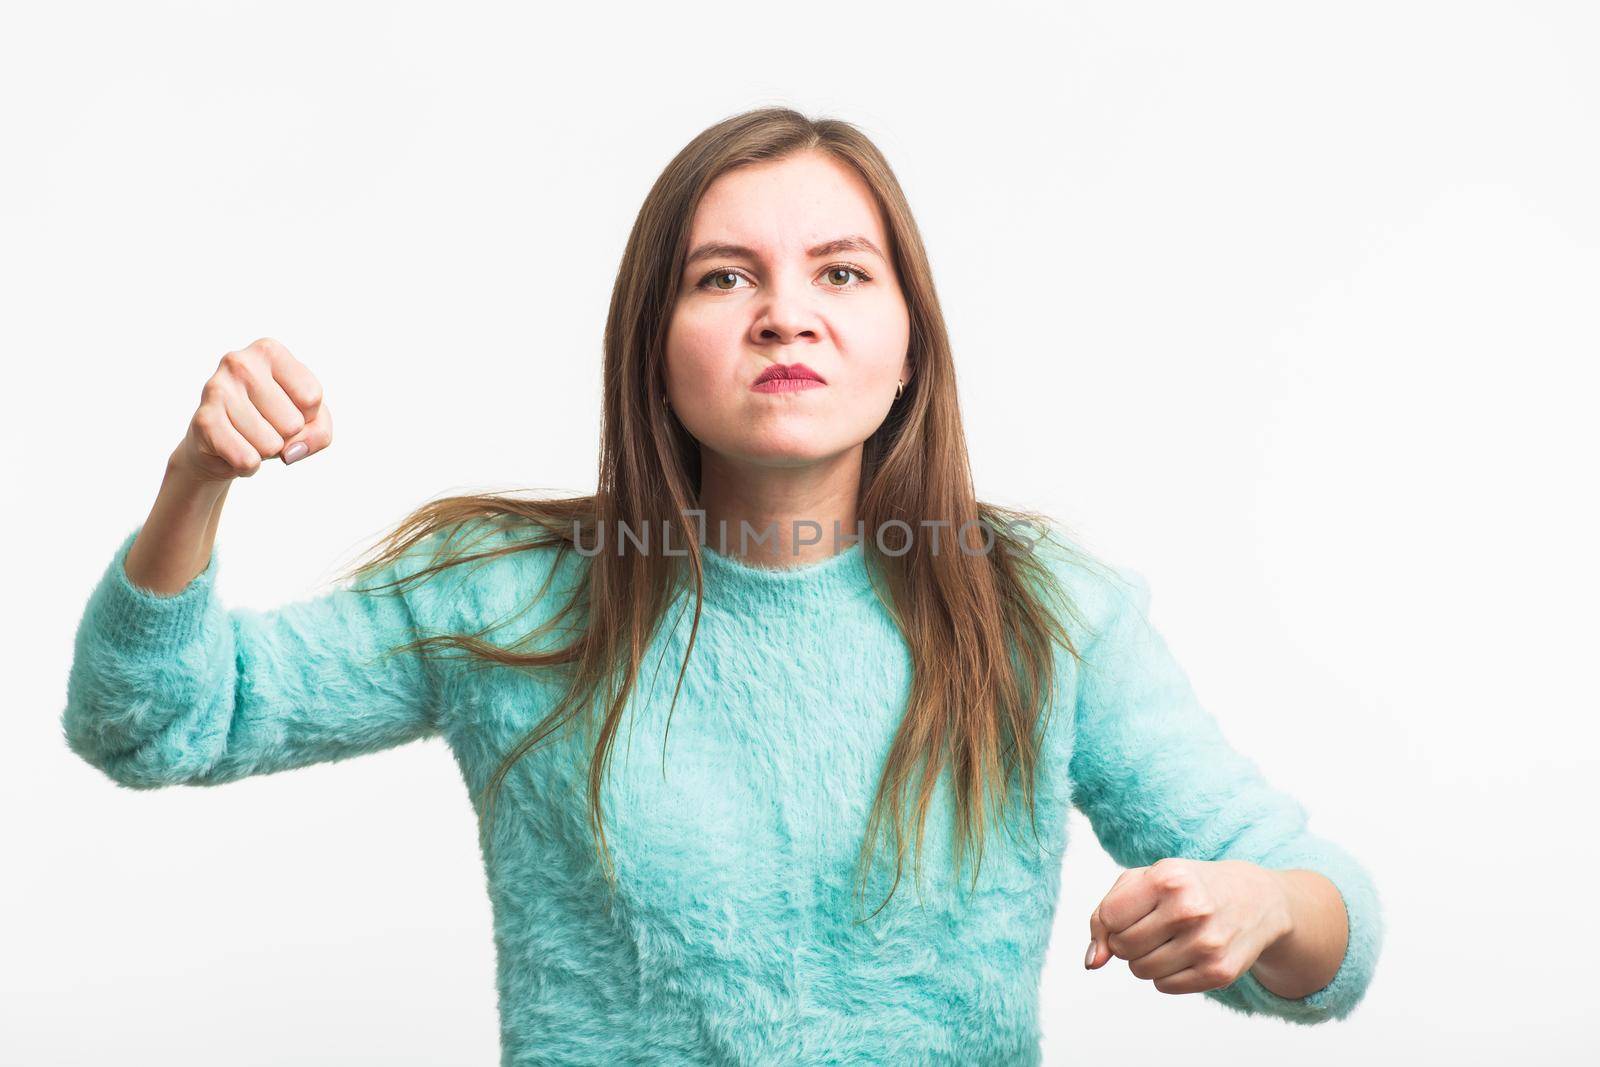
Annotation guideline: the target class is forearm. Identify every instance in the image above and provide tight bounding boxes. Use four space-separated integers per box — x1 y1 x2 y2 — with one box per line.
1249 868 1349 1000
124 449 230 596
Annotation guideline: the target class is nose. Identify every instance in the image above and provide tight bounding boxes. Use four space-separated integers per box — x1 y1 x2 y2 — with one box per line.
749 274 821 345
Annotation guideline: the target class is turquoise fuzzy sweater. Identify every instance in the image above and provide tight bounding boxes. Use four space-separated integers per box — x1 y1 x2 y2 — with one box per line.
62 521 1383 1064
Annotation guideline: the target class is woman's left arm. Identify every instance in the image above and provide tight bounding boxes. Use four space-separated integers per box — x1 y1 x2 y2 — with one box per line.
1066 564 1385 1024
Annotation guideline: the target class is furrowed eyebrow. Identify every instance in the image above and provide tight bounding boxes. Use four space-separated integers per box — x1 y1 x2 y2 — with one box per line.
684 234 888 266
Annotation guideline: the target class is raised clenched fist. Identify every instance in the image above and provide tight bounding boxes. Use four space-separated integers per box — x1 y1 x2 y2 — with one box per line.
173 337 332 483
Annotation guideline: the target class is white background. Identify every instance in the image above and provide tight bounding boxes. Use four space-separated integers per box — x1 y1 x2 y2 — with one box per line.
5 1 1596 1063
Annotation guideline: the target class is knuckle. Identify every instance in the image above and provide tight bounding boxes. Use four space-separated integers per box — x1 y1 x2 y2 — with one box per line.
220 350 252 378
1172 894 1211 924
1192 929 1228 957
251 336 283 357
1155 863 1192 889
1201 962 1235 987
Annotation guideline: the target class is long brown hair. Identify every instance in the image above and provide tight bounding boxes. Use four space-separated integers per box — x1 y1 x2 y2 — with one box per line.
343 107 1098 922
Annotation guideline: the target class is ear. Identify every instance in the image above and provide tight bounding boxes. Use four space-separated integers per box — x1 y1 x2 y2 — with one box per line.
899 355 913 385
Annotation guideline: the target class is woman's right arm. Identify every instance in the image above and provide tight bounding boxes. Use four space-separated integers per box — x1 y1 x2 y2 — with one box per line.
61 338 444 789
121 449 229 596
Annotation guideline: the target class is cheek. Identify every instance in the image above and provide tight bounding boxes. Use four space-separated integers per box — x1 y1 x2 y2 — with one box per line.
665 295 739 350
838 298 911 373
666 302 736 374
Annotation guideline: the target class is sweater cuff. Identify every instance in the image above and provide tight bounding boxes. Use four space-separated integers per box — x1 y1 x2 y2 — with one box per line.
88 525 222 658
1224 837 1383 1021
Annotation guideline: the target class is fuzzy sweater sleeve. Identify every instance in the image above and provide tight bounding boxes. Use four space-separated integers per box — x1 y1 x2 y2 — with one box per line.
1067 566 1385 1024
61 524 442 789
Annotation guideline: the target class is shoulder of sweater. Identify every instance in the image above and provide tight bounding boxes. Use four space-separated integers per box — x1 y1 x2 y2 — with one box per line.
1021 518 1151 651
388 516 584 638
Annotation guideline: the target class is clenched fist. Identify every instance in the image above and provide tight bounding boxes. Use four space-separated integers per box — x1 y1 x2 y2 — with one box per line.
1084 857 1293 995
173 337 332 483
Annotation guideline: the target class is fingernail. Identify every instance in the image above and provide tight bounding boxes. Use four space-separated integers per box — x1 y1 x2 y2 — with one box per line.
282 441 308 464
1084 939 1097 969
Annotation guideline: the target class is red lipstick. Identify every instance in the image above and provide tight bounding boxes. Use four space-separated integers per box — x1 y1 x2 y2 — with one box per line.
752 362 826 394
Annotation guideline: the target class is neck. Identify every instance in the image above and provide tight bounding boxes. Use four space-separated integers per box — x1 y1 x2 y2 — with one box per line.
695 445 865 567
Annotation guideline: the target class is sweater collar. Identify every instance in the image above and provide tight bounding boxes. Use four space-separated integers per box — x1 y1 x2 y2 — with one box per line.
686 538 879 615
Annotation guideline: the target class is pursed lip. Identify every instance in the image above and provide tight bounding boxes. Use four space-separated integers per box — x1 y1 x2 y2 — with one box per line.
753 362 826 385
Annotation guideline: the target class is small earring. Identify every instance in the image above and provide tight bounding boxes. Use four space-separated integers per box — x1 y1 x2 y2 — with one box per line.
663 393 671 411
894 379 904 401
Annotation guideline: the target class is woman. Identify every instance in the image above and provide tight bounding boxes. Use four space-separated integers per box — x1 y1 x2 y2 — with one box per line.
62 107 1383 1064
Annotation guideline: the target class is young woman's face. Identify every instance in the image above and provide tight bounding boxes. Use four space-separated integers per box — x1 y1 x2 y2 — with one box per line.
664 149 912 473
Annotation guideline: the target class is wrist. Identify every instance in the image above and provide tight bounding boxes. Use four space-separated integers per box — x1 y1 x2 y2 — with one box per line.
1248 868 1348 1000
163 449 232 506
1256 868 1298 960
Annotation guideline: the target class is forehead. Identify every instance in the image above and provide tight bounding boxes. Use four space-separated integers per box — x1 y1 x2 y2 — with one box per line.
687 151 888 251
